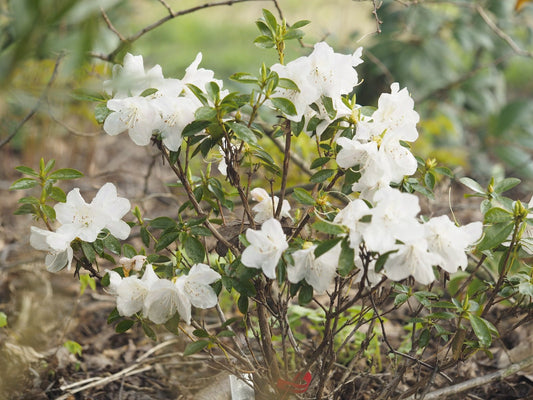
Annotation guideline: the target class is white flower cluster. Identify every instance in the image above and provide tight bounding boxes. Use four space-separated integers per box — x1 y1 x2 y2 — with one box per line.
30 183 131 272
103 53 227 151
334 187 482 285
336 83 420 199
107 262 221 325
235 43 482 291
271 42 363 135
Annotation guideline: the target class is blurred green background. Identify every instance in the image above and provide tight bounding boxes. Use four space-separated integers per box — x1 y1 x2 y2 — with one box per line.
2 0 533 191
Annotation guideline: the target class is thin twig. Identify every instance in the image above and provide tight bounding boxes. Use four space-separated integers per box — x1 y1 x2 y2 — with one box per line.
275 120 291 218
403 355 533 400
157 0 174 15
476 5 533 58
100 8 126 42
0 54 63 148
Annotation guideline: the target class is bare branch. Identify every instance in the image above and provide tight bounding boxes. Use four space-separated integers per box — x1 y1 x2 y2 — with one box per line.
403 354 533 400
476 4 533 58
100 8 126 42
0 54 63 148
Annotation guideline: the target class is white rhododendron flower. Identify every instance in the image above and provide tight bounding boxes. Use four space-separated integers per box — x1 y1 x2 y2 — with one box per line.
103 53 165 98
424 216 483 273
143 279 188 325
384 238 442 285
30 183 131 273
89 182 132 240
153 95 197 151
104 96 159 146
241 218 289 279
250 188 291 223
363 187 422 253
103 52 226 151
515 195 533 254
118 255 147 273
271 42 363 122
175 263 222 324
142 264 221 325
108 264 159 317
333 199 371 250
372 83 420 142
287 243 340 293
306 42 363 99
30 226 74 272
55 183 131 242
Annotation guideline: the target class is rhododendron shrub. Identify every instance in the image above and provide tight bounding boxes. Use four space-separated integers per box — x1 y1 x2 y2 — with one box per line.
12 9 533 399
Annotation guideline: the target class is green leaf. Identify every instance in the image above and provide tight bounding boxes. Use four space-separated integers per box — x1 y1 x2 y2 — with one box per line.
142 322 157 341
155 230 179 252
460 177 485 194
230 72 259 84
48 186 66 202
182 120 211 137
140 226 150 247
18 196 39 205
255 20 273 37
493 178 521 194
238 295 249 314
107 308 121 324
14 203 36 215
103 234 121 254
484 207 513 224
115 319 134 333
254 35 275 48
262 9 278 30
164 313 180 335
270 97 297 116
292 188 315 206
122 244 137 259
193 329 210 338
41 204 56 221
48 168 84 180
310 169 335 184
314 237 342 258
394 292 410 306
424 172 436 190
477 222 514 251
140 88 158 97
226 122 257 144
216 330 236 338
95 103 112 124
186 84 209 106
10 177 37 190
190 226 212 236
310 157 330 169
195 106 217 121
0 312 7 328
469 314 492 347
149 217 178 230
283 29 304 41
15 166 39 177
278 78 299 91
81 242 97 264
63 340 83 357
79 274 96 295
418 328 430 348
312 220 344 235
183 340 210 356
375 249 398 273
298 284 314 305
184 236 205 264
338 239 355 276
291 19 311 29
